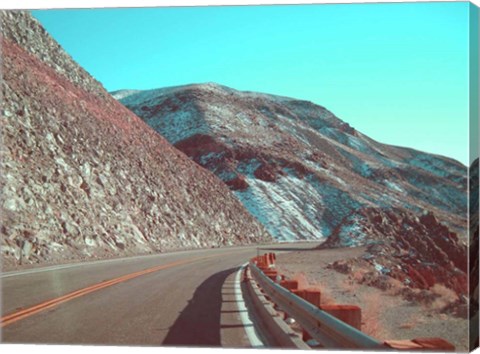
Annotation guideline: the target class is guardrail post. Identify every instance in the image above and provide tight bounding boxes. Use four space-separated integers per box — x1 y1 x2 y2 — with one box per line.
321 304 362 330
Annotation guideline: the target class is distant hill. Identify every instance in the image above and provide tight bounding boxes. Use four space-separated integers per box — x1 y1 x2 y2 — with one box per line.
114 83 467 242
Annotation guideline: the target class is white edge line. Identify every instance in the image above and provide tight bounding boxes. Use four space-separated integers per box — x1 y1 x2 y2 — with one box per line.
234 262 266 348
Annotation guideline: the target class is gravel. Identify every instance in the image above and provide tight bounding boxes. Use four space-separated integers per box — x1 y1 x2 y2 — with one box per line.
275 247 469 352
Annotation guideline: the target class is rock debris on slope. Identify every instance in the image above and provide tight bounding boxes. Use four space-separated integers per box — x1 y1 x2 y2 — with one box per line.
1 11 271 270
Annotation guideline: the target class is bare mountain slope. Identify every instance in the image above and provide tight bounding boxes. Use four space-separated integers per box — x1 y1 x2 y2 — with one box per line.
0 12 270 270
113 83 467 243
114 83 468 297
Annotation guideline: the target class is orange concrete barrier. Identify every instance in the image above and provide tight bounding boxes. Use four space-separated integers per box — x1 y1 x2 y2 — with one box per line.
252 254 283 280
265 255 270 267
264 270 278 281
291 289 305 298
264 269 277 275
301 288 321 308
321 304 362 330
268 253 276 265
257 254 270 270
298 288 322 342
280 279 299 291
256 253 277 271
266 254 273 267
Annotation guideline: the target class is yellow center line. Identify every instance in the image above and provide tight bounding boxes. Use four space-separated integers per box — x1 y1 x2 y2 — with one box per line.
1 251 241 327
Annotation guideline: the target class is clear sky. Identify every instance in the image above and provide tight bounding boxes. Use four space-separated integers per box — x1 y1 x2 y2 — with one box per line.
32 2 471 165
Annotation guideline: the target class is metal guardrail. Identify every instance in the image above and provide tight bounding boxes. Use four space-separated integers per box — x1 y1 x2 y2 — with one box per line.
244 267 310 349
249 261 385 349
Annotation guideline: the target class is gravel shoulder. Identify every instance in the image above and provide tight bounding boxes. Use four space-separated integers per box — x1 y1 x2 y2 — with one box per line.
275 246 469 352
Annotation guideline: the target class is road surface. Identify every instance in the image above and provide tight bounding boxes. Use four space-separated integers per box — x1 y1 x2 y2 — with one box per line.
1 242 320 347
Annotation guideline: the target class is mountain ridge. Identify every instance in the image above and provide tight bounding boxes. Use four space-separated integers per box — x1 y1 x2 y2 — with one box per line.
112 83 466 167
114 82 467 242
114 81 469 296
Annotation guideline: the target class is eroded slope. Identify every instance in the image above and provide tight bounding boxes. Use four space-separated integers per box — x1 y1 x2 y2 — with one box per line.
1 12 271 269
114 83 467 242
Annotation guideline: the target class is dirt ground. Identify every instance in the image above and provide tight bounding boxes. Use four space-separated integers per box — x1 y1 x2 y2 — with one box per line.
274 246 469 352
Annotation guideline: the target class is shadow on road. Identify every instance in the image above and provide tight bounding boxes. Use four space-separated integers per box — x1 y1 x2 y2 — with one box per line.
162 267 238 347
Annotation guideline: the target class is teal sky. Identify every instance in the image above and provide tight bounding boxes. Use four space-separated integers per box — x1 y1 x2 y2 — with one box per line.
32 2 472 165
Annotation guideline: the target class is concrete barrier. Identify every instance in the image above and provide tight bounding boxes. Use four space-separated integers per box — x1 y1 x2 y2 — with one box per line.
321 304 362 330
301 288 321 307
280 279 298 291
263 270 278 281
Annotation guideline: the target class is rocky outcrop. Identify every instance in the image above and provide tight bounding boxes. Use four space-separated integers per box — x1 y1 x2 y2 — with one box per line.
322 207 467 297
114 83 467 242
0 11 271 270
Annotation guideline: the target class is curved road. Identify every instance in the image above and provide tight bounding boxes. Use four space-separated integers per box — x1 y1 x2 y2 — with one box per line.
0 242 319 347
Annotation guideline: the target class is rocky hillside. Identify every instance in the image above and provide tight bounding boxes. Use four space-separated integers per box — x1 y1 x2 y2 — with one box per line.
325 208 468 296
0 11 271 270
323 159 474 300
113 83 468 243
469 158 479 328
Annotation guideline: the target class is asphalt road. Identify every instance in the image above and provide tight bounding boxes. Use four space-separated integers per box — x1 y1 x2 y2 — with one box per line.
0 242 320 347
